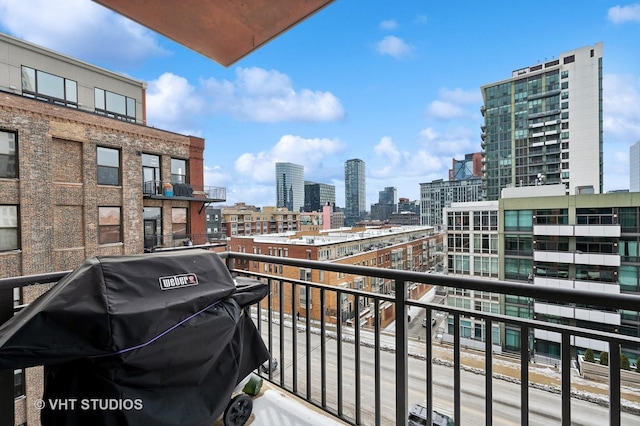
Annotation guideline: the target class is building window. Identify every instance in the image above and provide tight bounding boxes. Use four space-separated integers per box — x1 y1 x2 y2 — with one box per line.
473 234 498 254
95 88 136 122
172 207 188 239
448 211 469 230
473 210 498 230
504 210 532 231
299 286 312 308
536 236 570 252
504 235 532 255
142 153 161 195
97 146 120 185
0 130 17 178
98 207 121 244
534 209 568 225
575 264 616 283
504 257 532 280
171 158 187 184
561 81 569 90
0 205 19 251
576 208 614 225
448 254 470 274
21 66 78 107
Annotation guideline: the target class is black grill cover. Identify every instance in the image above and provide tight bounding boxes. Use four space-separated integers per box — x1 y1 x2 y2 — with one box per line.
0 249 270 425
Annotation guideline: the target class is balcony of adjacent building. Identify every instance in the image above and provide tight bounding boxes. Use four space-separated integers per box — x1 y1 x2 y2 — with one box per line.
2 250 640 425
143 180 226 203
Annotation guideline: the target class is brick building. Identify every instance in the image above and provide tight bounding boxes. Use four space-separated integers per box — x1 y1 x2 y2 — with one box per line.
227 226 443 327
220 204 300 237
0 32 224 424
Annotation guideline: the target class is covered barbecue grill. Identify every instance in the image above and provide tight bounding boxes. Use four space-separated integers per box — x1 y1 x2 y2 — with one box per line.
0 249 269 426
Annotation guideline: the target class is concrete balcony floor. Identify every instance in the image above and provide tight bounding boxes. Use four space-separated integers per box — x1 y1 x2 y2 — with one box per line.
213 382 347 426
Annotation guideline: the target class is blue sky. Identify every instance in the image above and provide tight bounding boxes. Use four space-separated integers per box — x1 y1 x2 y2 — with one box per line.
1 1 639 208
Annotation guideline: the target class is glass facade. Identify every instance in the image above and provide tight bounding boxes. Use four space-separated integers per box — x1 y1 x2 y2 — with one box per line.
481 44 603 199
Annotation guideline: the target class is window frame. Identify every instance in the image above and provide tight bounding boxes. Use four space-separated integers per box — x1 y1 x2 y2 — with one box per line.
171 158 187 184
98 206 122 244
97 146 121 186
171 207 189 239
94 87 136 122
0 205 19 251
0 130 18 179
21 66 78 107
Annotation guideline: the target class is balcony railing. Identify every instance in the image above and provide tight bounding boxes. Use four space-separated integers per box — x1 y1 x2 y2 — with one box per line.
2 250 640 425
143 180 226 202
143 232 226 251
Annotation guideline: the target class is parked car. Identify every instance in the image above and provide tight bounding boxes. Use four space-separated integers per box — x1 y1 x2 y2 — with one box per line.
260 357 278 373
408 403 454 426
422 317 436 328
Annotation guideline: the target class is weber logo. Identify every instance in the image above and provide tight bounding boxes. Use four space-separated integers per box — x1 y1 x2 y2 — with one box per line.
159 273 199 290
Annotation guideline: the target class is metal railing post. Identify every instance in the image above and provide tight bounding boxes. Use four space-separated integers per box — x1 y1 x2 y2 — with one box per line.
609 342 621 426
0 288 14 426
395 279 408 426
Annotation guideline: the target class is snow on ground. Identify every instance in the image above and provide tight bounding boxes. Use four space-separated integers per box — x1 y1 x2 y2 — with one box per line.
250 388 346 426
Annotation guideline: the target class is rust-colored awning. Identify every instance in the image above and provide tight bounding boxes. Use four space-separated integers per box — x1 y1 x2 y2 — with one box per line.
92 0 335 67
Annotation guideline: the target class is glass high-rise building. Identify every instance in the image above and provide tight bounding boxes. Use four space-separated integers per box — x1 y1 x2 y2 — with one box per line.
304 181 336 212
480 43 603 200
344 158 366 226
275 162 304 212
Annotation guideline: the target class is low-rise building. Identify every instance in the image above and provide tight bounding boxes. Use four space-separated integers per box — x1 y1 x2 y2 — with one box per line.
228 226 443 327
221 205 300 237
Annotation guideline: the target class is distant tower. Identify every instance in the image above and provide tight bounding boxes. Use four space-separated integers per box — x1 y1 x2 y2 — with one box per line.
275 162 304 212
304 181 336 212
345 159 366 226
631 141 640 192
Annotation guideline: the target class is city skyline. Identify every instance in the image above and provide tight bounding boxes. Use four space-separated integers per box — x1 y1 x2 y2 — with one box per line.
1 1 639 207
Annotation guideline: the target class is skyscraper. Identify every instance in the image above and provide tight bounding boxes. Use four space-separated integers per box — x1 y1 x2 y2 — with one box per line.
344 159 366 226
275 162 304 212
631 141 640 192
304 181 336 212
480 43 603 200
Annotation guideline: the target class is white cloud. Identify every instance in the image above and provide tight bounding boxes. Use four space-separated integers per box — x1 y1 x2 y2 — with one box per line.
374 137 401 165
234 135 344 183
603 73 640 143
371 137 404 178
426 100 467 120
438 88 482 105
379 20 398 30
607 4 640 23
203 67 345 123
203 165 232 187
0 0 167 67
146 73 206 133
419 127 439 141
426 88 481 120
375 36 412 59
418 126 477 157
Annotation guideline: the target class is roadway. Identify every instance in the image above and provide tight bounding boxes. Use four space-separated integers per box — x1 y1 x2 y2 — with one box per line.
255 314 640 425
